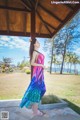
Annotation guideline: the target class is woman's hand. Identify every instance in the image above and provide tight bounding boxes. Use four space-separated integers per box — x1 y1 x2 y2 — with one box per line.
41 65 46 69
42 65 48 69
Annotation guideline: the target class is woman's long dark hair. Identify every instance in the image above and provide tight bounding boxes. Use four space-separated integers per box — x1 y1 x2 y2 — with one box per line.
29 38 37 63
29 38 37 79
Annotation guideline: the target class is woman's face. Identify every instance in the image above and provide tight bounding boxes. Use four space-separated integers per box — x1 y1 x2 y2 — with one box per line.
34 40 40 48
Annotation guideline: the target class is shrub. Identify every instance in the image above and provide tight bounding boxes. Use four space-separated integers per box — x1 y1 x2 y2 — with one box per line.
25 69 31 74
41 94 60 104
9 69 13 72
2 69 5 73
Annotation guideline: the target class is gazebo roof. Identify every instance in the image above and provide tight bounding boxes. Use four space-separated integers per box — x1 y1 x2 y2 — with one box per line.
0 0 80 38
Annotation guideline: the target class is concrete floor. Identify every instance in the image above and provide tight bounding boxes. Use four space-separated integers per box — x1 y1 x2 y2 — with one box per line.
0 100 80 120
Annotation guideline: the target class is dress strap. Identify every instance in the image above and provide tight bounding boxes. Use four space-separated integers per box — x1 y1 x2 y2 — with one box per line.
34 50 43 56
34 50 40 54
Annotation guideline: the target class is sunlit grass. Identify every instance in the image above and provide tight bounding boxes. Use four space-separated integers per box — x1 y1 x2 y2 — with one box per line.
0 72 80 107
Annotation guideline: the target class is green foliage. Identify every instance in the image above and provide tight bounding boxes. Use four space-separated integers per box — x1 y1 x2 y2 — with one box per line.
3 57 12 64
2 69 5 73
18 57 30 70
9 68 13 72
0 57 13 73
44 11 80 74
19 64 25 69
41 94 60 104
65 52 80 64
25 69 31 74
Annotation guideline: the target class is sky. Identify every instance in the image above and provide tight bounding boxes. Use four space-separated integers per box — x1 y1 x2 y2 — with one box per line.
0 36 49 66
0 34 80 70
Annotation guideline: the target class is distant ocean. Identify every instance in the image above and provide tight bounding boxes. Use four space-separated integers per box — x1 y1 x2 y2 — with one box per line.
48 68 80 74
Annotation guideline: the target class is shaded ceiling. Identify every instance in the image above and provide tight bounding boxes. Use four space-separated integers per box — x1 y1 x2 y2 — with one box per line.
0 0 80 38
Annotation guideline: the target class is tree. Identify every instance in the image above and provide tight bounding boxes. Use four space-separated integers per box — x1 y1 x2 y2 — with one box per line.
52 54 57 72
3 57 12 67
64 52 80 74
44 11 80 74
1 57 12 73
65 52 74 73
18 57 30 70
72 53 80 74
44 38 53 74
53 11 80 74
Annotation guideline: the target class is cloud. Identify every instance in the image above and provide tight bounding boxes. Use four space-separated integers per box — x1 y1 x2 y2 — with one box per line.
74 48 80 56
0 36 29 51
0 36 10 41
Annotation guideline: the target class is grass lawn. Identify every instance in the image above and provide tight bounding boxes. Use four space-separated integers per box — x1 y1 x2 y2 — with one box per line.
0 71 80 107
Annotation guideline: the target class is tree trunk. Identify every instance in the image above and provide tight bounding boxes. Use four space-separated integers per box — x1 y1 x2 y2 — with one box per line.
50 41 54 74
68 63 69 73
60 54 65 74
60 33 69 74
54 63 56 72
60 39 67 74
74 64 77 74
70 63 72 73
50 58 53 74
59 64 61 70
67 63 69 73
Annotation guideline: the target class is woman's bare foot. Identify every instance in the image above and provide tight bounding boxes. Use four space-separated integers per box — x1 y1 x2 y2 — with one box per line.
33 110 44 116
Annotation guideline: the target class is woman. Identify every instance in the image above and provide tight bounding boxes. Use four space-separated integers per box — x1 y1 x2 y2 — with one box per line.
19 38 46 116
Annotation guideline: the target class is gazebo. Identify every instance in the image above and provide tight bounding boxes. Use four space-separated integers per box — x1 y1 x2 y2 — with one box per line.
0 1 80 119
0 0 80 40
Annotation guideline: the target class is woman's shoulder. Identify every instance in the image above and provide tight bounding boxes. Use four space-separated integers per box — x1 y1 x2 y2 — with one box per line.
33 50 39 56
33 50 38 54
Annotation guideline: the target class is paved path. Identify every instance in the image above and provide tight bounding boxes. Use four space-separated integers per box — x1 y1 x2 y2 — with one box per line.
0 106 80 120
0 100 80 120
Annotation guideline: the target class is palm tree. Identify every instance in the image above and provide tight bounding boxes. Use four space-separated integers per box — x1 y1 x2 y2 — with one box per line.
65 53 74 73
52 54 57 72
68 54 73 73
56 61 61 71
72 53 79 74
65 53 80 74
64 53 70 73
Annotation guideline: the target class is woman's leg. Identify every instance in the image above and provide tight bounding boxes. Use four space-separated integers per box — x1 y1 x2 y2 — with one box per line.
32 103 43 116
32 103 38 114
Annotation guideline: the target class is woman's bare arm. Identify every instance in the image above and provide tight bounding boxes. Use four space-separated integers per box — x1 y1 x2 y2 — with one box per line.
30 51 44 67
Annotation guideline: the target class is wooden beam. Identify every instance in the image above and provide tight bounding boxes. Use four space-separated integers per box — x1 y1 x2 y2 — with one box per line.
5 0 9 33
26 0 32 8
35 0 39 10
30 0 52 37
44 24 52 36
28 0 34 7
38 22 42 35
43 20 56 30
51 5 80 38
0 5 31 12
38 4 63 23
23 12 27 35
31 8 36 39
65 4 74 10
61 0 75 10
0 30 50 38
20 0 31 11
37 11 52 37
36 33 50 38
20 0 36 39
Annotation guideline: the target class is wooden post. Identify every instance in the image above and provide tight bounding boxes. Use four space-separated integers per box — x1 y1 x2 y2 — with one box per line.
31 6 35 79
31 8 35 39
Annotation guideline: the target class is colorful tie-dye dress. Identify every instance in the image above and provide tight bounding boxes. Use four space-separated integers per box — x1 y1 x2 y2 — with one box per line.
19 50 46 109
